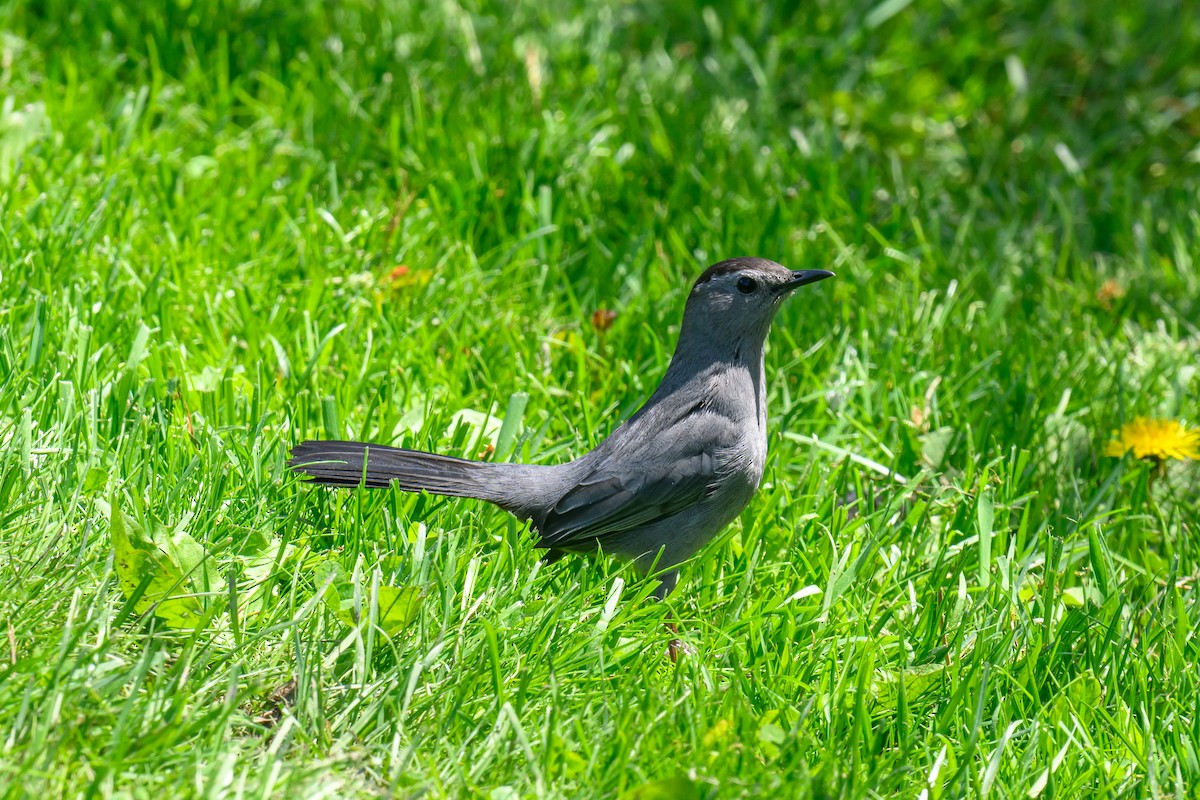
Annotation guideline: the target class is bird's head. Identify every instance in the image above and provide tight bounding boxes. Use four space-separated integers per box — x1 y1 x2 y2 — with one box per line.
681 257 834 350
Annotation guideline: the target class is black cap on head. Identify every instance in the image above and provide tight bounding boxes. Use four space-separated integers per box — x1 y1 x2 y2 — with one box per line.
693 257 785 287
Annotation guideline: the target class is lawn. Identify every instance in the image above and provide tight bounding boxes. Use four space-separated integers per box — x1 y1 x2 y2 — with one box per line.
2 1 1199 797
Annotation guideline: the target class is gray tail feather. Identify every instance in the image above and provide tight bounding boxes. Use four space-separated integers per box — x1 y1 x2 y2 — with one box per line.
288 440 494 499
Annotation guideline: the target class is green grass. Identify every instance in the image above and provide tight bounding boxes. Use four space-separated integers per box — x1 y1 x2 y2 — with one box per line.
2 1 1199 797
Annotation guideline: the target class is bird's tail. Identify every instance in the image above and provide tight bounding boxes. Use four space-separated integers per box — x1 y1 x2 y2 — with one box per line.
288 440 499 500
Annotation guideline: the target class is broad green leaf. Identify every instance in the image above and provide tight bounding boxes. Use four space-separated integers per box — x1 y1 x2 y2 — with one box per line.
83 465 108 492
316 560 357 626
161 515 219 596
702 718 734 748
376 585 422 635
920 426 955 467
1051 670 1103 727
1061 584 1102 608
316 561 422 635
755 709 786 761
447 407 503 449
235 536 296 620
871 662 947 709
102 496 213 629
620 776 704 800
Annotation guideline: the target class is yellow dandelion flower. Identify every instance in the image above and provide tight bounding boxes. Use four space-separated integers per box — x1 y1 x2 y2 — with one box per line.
1104 418 1200 461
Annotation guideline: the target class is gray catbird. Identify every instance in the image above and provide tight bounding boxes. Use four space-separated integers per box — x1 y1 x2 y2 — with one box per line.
290 257 833 598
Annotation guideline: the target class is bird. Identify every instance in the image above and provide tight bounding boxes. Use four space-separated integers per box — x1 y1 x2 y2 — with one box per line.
289 257 833 602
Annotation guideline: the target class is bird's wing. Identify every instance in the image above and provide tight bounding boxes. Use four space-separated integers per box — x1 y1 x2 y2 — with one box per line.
535 447 719 550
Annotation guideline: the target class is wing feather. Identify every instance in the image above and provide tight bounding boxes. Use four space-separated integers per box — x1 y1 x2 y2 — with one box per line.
536 449 718 549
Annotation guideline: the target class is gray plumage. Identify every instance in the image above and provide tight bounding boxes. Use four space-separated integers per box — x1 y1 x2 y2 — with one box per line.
289 257 833 597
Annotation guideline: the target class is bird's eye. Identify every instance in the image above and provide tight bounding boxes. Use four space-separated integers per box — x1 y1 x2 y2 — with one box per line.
736 276 758 294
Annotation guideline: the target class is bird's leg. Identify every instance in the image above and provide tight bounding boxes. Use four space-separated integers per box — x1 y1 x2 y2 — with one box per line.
665 612 697 662
653 569 696 661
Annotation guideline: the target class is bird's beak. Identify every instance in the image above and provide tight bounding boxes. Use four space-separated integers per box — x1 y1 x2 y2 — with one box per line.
779 269 835 292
